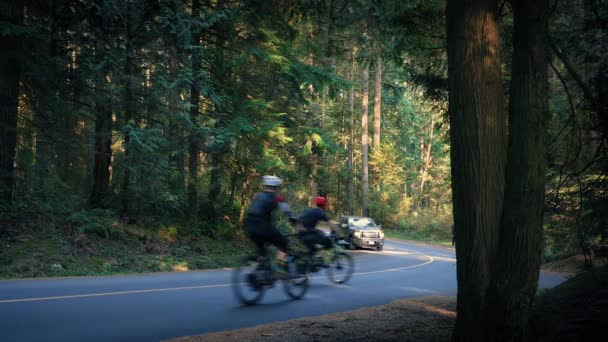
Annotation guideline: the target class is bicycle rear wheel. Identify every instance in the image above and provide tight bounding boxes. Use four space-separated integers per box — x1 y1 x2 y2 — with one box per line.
232 257 266 305
326 252 354 284
282 255 309 300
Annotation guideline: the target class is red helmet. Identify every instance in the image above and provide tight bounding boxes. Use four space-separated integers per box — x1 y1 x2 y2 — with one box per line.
314 196 327 208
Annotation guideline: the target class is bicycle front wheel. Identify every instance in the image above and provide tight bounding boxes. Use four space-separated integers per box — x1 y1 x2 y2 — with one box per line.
326 252 354 284
232 257 265 305
282 255 309 300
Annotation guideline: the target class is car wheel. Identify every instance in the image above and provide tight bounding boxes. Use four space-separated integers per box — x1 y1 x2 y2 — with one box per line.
377 245 383 251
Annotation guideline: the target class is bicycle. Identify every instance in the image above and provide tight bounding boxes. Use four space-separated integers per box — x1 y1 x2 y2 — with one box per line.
296 231 355 285
231 234 309 306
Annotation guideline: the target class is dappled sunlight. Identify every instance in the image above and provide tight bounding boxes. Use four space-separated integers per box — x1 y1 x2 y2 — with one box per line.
171 263 189 272
410 300 456 318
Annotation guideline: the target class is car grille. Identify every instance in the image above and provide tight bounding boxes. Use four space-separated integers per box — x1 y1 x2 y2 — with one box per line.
362 231 379 238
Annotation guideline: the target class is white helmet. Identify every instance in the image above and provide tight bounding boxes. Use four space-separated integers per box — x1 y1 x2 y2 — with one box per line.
262 175 282 187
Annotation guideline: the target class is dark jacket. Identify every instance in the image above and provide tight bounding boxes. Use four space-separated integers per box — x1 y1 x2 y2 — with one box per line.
245 191 289 233
298 207 329 230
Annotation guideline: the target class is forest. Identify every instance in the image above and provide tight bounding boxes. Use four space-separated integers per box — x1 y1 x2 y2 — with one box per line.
0 0 606 340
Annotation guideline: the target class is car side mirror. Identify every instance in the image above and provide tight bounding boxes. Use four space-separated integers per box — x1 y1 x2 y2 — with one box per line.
378 225 382 229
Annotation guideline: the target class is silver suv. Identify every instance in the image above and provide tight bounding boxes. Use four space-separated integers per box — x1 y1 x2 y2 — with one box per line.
333 216 384 251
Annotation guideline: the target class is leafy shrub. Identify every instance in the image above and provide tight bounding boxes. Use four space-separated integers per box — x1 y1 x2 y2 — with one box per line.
68 209 124 240
215 221 238 241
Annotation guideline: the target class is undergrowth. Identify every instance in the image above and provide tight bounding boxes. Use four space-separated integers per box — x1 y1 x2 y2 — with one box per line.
0 208 252 279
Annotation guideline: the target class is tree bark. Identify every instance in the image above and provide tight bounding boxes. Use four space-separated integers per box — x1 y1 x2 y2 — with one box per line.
484 0 548 339
446 0 507 340
90 5 113 208
187 0 202 214
347 47 355 215
0 0 24 207
207 0 228 226
121 0 135 219
361 64 370 216
373 56 382 149
416 113 436 210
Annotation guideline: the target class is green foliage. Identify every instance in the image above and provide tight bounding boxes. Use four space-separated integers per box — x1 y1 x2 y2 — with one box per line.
387 211 452 243
68 209 122 240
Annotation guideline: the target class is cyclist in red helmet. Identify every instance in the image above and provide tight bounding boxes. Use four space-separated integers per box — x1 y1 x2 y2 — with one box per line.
297 196 334 262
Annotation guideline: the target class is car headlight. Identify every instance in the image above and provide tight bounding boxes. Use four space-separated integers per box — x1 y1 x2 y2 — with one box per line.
379 231 384 239
354 231 361 238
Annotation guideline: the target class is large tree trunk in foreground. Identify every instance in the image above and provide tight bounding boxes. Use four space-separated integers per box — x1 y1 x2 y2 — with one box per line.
446 0 507 340
484 0 549 339
361 64 370 216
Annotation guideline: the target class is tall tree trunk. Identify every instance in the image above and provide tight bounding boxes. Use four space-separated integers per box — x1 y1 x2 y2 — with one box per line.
373 56 382 149
207 153 222 224
90 9 113 208
90 80 113 206
0 0 24 208
347 47 355 215
207 0 228 226
167 56 185 193
484 0 548 339
187 0 202 214
121 0 135 219
446 0 507 340
361 64 370 216
416 113 436 210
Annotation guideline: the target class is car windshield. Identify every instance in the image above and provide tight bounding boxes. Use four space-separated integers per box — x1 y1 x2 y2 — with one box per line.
349 218 376 228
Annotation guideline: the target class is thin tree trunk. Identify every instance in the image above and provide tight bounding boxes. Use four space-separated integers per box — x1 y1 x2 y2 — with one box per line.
373 56 382 149
207 0 228 226
347 47 355 215
90 8 113 208
187 0 202 214
0 0 24 208
168 56 185 193
121 0 135 219
310 178 317 203
416 113 436 210
361 64 370 216
446 0 507 340
484 0 548 339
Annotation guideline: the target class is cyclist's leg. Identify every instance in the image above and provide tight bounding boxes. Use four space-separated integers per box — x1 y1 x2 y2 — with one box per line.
245 220 267 261
299 231 317 257
267 224 288 256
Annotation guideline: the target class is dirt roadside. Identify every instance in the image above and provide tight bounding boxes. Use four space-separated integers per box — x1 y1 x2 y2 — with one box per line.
168 254 606 342
169 296 456 342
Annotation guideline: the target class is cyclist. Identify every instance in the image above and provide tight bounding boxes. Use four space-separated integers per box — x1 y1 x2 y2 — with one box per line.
297 196 334 263
245 175 293 273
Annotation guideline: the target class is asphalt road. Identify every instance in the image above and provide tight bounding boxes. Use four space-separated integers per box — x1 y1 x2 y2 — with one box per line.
0 239 565 342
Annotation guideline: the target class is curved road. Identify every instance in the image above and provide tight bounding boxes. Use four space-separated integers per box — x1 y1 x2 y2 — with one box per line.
0 239 565 341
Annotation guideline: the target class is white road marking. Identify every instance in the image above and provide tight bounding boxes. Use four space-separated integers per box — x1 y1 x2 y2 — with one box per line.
1 243 438 304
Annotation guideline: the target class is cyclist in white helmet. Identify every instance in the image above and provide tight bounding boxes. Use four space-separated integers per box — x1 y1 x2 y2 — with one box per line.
245 175 293 272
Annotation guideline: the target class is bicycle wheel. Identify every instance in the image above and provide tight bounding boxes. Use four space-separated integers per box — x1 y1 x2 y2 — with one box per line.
326 252 354 284
282 255 309 300
232 257 266 305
